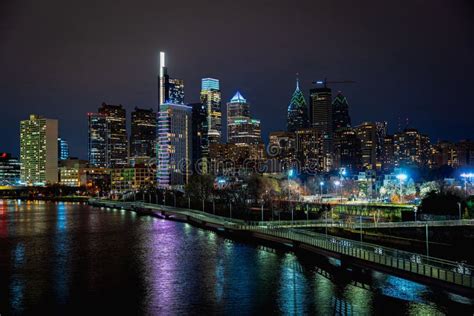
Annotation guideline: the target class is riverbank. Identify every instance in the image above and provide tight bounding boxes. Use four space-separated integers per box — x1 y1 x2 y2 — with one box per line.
0 196 90 202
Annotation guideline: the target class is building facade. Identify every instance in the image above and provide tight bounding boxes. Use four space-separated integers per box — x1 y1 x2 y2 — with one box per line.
20 114 58 185
59 159 88 187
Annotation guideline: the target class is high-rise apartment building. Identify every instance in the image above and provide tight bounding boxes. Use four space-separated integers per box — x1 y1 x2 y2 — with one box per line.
20 114 58 185
355 122 377 170
334 127 362 173
394 128 430 167
157 103 192 188
130 107 157 159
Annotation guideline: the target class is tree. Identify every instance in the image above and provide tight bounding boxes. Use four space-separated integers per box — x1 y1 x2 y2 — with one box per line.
184 174 214 209
420 189 463 216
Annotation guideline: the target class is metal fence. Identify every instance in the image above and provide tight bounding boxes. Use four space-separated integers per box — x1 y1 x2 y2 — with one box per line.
245 226 474 289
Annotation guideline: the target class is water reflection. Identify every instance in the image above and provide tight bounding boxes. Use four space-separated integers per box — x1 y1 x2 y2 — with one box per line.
0 201 472 314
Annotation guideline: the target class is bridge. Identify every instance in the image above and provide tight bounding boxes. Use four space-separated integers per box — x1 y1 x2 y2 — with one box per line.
89 199 474 297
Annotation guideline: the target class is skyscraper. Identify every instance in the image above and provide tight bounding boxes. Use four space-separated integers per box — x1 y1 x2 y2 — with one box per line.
88 112 107 168
20 114 58 185
287 77 309 132
200 78 222 144
98 103 128 168
157 103 192 188
309 85 333 155
332 92 351 131
58 137 69 161
227 91 262 145
130 107 157 159
158 52 185 106
309 85 332 135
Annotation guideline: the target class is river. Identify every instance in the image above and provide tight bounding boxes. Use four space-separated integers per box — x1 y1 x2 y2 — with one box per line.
0 200 472 315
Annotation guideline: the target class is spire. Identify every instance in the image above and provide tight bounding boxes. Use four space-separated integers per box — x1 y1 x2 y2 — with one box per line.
296 72 300 90
230 91 247 103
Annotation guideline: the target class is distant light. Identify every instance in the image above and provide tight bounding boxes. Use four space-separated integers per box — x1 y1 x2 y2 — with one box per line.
396 174 408 181
460 173 474 178
316 81 324 84
288 169 296 177
218 179 226 184
320 181 324 186
334 180 341 186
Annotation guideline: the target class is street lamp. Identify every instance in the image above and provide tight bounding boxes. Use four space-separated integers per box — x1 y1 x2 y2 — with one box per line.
288 169 296 223
334 180 341 202
460 173 474 195
396 174 408 204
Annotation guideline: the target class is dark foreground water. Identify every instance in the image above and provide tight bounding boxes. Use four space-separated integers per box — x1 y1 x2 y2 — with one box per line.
0 201 473 315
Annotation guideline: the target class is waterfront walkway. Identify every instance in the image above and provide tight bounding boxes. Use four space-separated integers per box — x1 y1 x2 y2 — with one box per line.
89 199 474 296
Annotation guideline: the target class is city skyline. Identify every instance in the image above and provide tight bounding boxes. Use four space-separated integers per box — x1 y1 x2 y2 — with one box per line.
1 0 473 158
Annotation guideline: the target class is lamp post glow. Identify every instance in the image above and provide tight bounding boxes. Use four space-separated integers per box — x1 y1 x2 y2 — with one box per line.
288 169 296 223
396 174 408 204
319 181 324 200
460 173 474 195
334 180 341 202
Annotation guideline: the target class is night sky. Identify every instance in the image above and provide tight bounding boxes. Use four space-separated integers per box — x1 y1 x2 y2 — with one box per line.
1 0 473 159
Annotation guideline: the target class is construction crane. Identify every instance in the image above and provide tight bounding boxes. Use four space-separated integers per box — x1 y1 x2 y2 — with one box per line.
312 78 356 88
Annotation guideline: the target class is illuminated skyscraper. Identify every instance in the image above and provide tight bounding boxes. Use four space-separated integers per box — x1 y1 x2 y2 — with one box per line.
20 114 58 185
287 77 309 132
355 122 377 170
88 112 107 167
130 107 157 159
394 128 431 167
332 92 351 131
58 137 69 161
98 103 128 168
309 85 333 155
158 52 185 106
157 103 192 188
201 78 222 144
227 91 261 145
